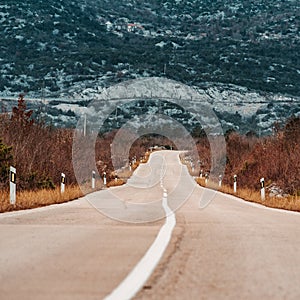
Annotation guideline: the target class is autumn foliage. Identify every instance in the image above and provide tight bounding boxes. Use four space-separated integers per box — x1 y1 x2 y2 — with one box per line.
0 95 75 190
0 95 300 202
0 95 172 193
192 116 300 196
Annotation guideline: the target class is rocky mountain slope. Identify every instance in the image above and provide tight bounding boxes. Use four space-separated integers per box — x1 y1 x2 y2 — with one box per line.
0 0 299 134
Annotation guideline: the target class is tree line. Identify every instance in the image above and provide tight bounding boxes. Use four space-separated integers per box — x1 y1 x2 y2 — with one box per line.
196 117 300 195
0 95 299 196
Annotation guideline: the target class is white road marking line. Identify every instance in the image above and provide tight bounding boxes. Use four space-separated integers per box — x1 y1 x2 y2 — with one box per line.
199 186 300 216
225 192 300 215
104 182 176 300
0 198 85 219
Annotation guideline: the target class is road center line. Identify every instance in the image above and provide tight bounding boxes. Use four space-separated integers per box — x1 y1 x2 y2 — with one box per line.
104 179 176 300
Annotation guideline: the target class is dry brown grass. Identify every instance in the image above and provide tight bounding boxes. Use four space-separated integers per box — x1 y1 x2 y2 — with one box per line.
106 178 126 188
0 185 83 213
0 151 151 213
196 177 300 212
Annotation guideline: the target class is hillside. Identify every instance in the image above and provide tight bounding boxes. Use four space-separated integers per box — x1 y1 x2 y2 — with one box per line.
1 0 299 95
0 0 299 134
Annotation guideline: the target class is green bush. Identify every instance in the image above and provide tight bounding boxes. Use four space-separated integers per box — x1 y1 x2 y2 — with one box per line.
0 139 13 188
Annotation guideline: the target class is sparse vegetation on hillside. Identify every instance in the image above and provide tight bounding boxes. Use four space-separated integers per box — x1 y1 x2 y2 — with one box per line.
0 0 299 96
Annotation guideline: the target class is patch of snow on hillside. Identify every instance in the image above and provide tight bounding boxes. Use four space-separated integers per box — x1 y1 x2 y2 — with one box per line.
155 41 167 47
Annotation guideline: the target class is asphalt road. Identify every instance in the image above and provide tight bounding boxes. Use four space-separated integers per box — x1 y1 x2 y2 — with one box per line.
1 151 300 300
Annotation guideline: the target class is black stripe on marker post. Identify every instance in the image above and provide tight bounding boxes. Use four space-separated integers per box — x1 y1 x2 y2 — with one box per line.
10 170 16 184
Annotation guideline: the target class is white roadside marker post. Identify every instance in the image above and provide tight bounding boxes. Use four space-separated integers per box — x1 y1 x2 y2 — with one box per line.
103 172 107 186
92 171 96 189
83 113 87 137
61 173 65 194
260 177 265 201
205 173 208 186
200 169 203 178
233 174 237 193
9 166 16 205
219 175 222 187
